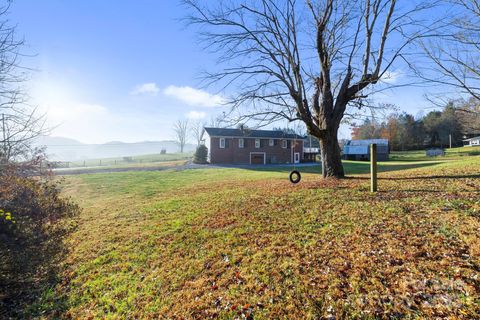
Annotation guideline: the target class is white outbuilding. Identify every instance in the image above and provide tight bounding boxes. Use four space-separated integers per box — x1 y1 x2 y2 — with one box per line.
342 139 389 161
463 136 480 147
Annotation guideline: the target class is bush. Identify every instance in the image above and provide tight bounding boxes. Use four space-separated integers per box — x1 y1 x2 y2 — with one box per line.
0 163 79 318
193 144 208 164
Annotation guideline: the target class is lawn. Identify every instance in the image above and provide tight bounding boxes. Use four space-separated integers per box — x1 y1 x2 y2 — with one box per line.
31 154 480 318
390 146 480 161
54 160 189 174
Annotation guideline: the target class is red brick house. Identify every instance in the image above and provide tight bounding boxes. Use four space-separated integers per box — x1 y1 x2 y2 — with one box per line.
203 127 305 165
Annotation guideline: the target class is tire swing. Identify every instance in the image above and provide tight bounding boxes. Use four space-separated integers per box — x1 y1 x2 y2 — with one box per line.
288 122 301 184
289 170 301 184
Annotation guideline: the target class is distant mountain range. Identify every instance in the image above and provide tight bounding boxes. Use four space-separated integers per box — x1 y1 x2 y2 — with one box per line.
33 136 196 161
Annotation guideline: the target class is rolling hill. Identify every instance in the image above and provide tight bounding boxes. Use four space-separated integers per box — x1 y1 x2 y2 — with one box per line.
34 136 196 161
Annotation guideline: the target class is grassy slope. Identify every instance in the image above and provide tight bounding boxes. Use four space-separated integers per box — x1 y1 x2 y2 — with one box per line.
390 146 480 161
41 155 479 318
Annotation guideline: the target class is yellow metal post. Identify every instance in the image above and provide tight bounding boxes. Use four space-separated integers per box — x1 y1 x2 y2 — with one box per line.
370 143 377 192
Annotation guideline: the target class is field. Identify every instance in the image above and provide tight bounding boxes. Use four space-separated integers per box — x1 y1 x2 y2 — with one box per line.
56 152 194 169
30 149 480 318
389 146 480 161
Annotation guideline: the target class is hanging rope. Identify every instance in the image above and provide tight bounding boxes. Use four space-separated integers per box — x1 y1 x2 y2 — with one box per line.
288 121 301 184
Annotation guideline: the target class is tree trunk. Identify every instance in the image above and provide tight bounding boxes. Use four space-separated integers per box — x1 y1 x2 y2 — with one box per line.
319 130 345 178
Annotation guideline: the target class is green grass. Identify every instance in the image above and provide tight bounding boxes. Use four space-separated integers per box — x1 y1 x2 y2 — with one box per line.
66 152 193 168
54 160 188 173
33 154 480 318
390 145 480 161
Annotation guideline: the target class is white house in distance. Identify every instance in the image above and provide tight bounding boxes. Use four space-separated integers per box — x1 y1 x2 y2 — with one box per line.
463 136 480 147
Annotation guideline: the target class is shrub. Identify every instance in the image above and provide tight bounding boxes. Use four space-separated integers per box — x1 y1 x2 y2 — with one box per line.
193 145 208 164
0 163 79 318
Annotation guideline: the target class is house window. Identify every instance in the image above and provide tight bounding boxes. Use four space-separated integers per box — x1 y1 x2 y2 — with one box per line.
282 140 287 148
255 139 260 148
269 139 274 146
239 138 244 148
219 138 225 149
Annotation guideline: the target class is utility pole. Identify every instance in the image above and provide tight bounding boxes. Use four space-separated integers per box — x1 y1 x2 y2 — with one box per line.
449 133 452 149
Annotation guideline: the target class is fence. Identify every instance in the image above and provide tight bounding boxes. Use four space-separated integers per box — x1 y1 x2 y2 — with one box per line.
45 153 194 169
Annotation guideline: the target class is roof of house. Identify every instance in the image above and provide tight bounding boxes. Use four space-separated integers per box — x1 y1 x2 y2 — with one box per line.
204 127 304 140
463 136 480 141
346 139 389 146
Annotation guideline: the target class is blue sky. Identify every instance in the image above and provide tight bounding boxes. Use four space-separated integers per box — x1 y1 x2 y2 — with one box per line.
11 0 438 143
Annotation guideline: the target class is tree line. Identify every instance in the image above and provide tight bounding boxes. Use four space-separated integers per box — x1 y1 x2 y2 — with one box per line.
351 98 480 150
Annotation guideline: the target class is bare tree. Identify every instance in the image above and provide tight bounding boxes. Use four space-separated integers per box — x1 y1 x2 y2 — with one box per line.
421 0 480 108
455 97 480 134
190 120 206 146
208 113 226 128
185 0 439 177
1 108 45 163
0 2 44 164
173 119 189 153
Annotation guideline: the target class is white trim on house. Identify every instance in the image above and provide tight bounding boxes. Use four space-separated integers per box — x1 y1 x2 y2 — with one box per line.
238 138 244 148
294 152 300 164
219 138 225 149
250 152 266 165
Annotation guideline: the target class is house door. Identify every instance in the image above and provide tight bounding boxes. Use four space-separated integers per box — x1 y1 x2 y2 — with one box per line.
250 153 265 165
294 152 300 164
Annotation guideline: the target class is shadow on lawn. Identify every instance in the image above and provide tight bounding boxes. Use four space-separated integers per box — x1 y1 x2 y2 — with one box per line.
351 173 480 193
244 160 441 176
380 174 480 180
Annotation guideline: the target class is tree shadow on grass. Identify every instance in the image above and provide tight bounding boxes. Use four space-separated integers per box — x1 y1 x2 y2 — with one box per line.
353 174 480 181
243 160 441 176
353 174 480 193
345 161 443 175
380 174 480 180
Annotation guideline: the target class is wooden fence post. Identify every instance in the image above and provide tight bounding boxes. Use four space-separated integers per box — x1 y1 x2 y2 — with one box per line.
371 144 377 192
